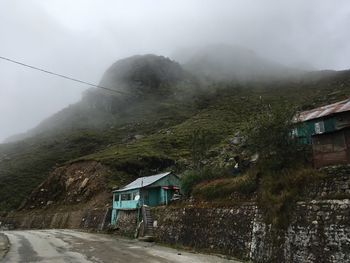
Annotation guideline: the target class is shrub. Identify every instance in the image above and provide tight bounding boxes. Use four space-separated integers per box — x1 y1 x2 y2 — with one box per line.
258 168 325 228
180 167 229 197
243 103 310 172
192 171 257 200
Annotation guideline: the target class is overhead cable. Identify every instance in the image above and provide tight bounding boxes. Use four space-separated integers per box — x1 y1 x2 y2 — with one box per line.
0 55 127 95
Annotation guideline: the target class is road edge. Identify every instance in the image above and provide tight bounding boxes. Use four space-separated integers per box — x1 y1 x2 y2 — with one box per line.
0 233 10 260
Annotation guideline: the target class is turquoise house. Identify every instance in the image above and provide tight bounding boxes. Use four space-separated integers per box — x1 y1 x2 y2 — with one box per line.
111 172 180 225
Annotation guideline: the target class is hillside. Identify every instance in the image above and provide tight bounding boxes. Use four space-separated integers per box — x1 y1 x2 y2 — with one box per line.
0 53 349 212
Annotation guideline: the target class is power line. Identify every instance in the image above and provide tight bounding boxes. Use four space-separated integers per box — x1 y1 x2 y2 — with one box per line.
0 55 128 95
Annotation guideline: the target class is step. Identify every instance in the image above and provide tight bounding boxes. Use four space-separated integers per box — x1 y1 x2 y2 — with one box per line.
138 235 154 242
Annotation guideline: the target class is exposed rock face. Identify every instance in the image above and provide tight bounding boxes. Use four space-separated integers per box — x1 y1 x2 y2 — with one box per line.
81 54 193 116
20 161 111 210
1 208 111 230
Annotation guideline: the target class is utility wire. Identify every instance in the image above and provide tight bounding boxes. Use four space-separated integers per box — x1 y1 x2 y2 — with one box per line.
0 55 128 95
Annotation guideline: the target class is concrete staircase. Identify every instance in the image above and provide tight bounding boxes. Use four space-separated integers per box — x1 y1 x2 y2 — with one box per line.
140 205 154 241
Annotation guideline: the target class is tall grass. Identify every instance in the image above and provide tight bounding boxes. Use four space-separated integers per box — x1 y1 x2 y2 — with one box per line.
192 171 257 200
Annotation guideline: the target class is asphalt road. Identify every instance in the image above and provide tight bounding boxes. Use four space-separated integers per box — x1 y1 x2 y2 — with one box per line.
1 229 240 263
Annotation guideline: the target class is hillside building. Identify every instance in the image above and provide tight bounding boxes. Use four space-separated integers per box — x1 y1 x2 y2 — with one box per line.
111 172 180 225
295 98 350 168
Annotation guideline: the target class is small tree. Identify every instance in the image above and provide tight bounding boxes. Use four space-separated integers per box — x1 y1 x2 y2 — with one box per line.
190 129 215 171
244 103 308 172
244 103 313 228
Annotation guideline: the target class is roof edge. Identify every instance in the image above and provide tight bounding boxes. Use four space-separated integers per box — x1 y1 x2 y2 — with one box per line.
112 171 172 193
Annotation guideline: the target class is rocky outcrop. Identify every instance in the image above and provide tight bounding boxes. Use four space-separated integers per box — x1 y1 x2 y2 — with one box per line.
99 54 188 97
20 161 111 211
0 161 114 231
1 208 111 231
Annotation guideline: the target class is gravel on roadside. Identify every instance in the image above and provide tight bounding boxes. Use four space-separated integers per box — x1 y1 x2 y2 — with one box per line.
0 233 10 260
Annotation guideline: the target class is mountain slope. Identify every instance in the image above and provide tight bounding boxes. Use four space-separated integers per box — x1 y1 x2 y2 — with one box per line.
0 53 349 211
6 55 196 141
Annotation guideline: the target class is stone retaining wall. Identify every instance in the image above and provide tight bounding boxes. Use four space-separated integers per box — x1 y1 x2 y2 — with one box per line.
112 210 139 237
152 204 256 260
303 165 350 199
151 199 350 263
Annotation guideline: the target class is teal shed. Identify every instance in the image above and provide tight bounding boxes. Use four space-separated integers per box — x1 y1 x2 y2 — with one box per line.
295 98 350 168
111 172 180 225
295 99 350 144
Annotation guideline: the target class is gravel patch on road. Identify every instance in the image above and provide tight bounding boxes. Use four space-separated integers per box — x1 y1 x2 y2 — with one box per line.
0 233 10 260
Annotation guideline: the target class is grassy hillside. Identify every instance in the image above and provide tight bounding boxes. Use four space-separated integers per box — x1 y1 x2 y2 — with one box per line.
77 74 349 194
0 59 349 211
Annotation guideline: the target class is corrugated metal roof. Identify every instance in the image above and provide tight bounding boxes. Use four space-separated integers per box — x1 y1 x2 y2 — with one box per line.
113 172 171 192
297 98 350 122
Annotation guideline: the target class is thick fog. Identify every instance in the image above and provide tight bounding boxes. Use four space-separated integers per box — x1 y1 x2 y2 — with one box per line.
0 0 350 142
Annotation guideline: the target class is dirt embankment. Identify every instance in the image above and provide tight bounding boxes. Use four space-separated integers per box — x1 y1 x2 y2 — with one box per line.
20 161 112 211
1 161 113 230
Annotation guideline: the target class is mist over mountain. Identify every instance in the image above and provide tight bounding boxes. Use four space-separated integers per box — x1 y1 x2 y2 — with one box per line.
4 54 197 142
2 45 348 144
173 44 302 82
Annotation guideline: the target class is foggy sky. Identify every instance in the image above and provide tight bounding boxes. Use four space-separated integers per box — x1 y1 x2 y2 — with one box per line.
1 0 350 142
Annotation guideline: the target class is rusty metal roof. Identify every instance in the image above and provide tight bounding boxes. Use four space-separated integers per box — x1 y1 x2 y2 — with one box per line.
297 98 350 122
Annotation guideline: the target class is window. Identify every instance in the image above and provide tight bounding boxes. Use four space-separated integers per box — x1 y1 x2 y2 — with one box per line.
121 193 131 201
314 121 325 134
114 194 120 202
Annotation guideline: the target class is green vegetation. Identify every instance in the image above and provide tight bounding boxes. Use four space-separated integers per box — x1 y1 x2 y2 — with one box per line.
191 103 325 228
192 170 257 200
243 103 309 171
258 168 325 227
181 168 226 197
0 56 349 212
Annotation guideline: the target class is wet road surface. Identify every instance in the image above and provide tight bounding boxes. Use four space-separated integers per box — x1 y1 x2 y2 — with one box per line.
1 229 240 263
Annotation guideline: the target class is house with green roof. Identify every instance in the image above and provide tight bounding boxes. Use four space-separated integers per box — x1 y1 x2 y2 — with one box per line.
111 172 180 225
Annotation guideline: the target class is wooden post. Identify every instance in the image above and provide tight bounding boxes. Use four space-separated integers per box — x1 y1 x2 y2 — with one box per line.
165 190 168 206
